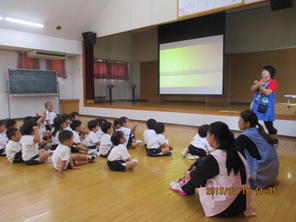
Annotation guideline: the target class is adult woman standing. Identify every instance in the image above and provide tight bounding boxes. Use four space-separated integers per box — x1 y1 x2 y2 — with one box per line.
250 66 279 144
236 110 279 189
169 122 256 217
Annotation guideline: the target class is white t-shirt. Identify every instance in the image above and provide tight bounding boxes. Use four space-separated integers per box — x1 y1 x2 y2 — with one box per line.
51 129 60 145
0 132 8 150
116 127 131 146
147 134 166 149
46 110 57 125
99 134 113 156
64 126 72 131
108 144 130 162
96 129 104 141
20 135 39 161
72 130 81 144
143 129 156 145
52 144 71 170
84 131 100 147
39 122 47 132
191 135 212 151
6 140 22 162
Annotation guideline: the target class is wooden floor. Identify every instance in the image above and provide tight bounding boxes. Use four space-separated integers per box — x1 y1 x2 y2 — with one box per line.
1 117 296 222
86 101 296 120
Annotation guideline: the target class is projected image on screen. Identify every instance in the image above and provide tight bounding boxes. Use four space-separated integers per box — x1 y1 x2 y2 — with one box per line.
159 35 224 95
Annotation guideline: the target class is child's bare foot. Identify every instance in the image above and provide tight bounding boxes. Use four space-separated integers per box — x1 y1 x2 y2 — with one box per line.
57 172 65 178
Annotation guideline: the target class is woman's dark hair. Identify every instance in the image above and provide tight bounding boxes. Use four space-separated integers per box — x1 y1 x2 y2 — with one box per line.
70 112 79 120
6 128 19 139
20 120 37 135
198 124 210 138
95 118 107 127
101 121 112 133
70 120 82 131
208 121 245 176
263 65 276 79
5 119 17 129
111 131 124 146
88 120 98 131
59 130 73 143
154 122 165 134
118 116 128 126
240 110 273 145
52 116 66 137
146 119 157 129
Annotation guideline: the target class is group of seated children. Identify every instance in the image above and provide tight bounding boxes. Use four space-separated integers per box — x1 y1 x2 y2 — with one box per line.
143 119 173 157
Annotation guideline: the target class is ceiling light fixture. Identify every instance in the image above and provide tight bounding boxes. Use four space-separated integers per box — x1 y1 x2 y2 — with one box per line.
5 17 44 28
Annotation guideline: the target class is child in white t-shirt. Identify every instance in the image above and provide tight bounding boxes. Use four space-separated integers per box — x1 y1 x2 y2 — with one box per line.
95 118 107 140
143 119 157 148
99 122 113 157
70 120 88 153
5 119 17 130
0 120 8 156
116 116 137 149
52 130 97 178
45 101 57 130
20 120 50 165
147 122 173 157
107 131 138 171
84 120 100 150
6 128 22 163
63 114 72 131
51 116 67 149
182 124 212 160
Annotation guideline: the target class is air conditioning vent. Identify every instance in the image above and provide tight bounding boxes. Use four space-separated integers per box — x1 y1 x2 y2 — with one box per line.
27 50 67 60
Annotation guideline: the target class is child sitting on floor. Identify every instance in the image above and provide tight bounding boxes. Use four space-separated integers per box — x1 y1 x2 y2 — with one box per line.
63 114 72 131
116 116 137 149
95 118 107 141
99 121 113 157
5 119 17 129
84 120 100 150
70 120 88 153
20 120 50 165
52 130 96 178
45 101 57 130
6 128 23 163
107 131 138 171
51 116 67 150
182 124 212 159
147 122 173 157
143 119 157 148
0 120 8 156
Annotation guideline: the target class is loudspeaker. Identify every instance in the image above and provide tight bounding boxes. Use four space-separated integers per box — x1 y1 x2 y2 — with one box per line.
271 0 293 11
82 32 97 45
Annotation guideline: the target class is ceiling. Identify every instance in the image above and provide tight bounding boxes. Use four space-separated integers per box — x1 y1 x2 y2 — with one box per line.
0 0 109 41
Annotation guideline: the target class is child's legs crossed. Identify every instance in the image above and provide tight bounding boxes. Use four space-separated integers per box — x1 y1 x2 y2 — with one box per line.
71 153 88 165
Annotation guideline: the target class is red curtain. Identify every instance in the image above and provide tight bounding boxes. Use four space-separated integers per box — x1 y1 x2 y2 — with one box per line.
94 61 128 80
18 52 40 69
46 60 66 78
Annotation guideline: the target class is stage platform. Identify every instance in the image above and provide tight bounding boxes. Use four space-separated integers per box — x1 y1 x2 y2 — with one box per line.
85 101 296 121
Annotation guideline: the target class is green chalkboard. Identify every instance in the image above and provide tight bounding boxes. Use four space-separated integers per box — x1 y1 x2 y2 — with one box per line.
8 69 58 94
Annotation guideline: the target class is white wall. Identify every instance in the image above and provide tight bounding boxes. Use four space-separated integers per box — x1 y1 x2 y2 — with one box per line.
0 49 79 119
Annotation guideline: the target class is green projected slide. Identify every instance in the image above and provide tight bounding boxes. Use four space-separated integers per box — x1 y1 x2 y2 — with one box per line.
159 35 223 95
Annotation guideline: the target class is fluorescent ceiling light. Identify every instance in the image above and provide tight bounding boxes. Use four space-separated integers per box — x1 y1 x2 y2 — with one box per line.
5 17 44 28
0 16 3 20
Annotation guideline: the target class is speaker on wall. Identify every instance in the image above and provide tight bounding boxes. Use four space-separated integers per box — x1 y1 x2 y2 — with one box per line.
82 32 97 45
270 0 293 11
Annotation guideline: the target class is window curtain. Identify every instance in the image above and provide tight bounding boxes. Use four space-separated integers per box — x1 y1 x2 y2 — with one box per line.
94 60 128 80
46 60 66 78
18 52 40 69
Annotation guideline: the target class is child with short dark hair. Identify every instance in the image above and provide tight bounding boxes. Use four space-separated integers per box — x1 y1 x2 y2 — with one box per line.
52 130 96 178
51 116 67 150
182 124 212 160
95 118 107 140
113 119 120 131
116 116 137 149
147 122 173 157
63 114 72 131
70 120 88 153
99 122 113 157
143 119 157 148
45 101 57 130
107 131 138 171
6 128 22 163
20 120 50 165
0 120 8 156
5 119 17 129
70 112 80 121
84 120 100 150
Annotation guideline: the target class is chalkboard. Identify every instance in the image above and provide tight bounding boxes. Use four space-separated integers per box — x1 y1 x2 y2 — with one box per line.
8 69 58 95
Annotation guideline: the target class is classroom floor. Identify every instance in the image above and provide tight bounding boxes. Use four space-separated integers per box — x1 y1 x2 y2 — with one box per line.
1 117 296 222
